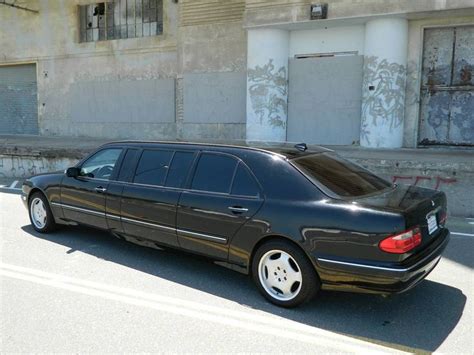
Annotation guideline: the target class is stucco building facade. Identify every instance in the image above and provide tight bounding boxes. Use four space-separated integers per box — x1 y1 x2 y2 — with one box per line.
1 0 474 148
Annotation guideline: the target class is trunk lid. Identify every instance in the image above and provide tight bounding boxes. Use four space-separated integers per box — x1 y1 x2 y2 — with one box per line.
354 184 448 250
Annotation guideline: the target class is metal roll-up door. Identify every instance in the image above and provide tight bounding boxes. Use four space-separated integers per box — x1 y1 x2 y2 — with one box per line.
0 64 39 135
287 55 363 145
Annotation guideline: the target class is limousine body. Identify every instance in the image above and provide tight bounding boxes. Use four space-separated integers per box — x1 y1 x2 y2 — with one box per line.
22 141 450 307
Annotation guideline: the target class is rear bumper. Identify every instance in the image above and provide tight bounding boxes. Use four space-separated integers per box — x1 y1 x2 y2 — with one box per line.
316 228 450 294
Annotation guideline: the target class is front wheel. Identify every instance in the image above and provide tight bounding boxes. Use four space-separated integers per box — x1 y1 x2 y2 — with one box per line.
29 192 57 233
252 239 320 308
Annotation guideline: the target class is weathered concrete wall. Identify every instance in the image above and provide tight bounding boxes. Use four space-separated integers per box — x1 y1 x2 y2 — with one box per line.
346 155 473 219
244 1 474 149
36 50 179 139
0 0 180 140
0 0 249 141
0 154 77 179
178 14 247 141
289 25 365 57
244 0 474 28
183 72 246 124
2 0 474 148
0 0 178 60
0 142 471 218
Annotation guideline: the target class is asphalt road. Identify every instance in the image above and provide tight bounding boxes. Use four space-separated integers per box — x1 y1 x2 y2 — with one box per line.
0 190 472 353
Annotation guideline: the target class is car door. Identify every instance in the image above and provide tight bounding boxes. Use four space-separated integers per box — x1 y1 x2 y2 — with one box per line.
60 147 123 229
177 152 264 260
105 147 141 234
120 148 196 248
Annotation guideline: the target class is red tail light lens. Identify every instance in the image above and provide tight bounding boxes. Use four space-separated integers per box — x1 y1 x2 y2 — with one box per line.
379 227 422 254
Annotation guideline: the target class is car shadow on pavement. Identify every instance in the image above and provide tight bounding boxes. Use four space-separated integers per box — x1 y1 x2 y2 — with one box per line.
22 225 466 353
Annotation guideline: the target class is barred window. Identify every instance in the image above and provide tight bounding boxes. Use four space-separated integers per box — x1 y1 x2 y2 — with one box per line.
79 0 163 42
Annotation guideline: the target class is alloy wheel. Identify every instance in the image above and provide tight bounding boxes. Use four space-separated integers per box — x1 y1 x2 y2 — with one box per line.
258 249 303 301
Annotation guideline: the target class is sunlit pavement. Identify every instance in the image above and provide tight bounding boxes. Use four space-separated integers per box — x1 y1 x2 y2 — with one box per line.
0 190 472 353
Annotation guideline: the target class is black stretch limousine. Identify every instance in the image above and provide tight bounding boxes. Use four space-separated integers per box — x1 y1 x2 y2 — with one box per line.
22 141 450 307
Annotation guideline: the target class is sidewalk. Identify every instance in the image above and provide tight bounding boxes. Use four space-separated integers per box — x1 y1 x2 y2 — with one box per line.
1 134 473 216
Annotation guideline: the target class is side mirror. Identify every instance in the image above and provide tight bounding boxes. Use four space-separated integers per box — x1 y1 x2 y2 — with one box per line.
65 167 80 178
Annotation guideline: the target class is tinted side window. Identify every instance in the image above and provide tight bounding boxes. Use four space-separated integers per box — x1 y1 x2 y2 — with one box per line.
191 153 237 193
231 163 260 197
165 151 195 188
80 148 122 180
134 149 173 186
117 149 140 182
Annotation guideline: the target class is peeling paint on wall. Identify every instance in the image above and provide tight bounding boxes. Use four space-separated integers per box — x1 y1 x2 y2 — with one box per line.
419 26 474 146
451 92 474 143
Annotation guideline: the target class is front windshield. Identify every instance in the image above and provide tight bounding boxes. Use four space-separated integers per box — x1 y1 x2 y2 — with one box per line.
291 152 392 198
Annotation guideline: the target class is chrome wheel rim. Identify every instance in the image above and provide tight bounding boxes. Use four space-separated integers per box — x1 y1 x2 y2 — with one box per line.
258 249 302 301
30 197 47 229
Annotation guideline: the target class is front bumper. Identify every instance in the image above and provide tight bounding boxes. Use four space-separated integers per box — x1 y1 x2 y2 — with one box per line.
21 193 28 208
316 228 450 294
21 184 30 209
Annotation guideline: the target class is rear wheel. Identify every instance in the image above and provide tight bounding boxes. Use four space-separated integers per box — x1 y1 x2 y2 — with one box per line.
29 192 57 233
252 239 320 307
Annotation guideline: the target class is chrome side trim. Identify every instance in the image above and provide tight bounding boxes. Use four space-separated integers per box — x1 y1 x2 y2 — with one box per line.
106 213 121 221
51 202 226 243
317 256 441 273
317 258 410 272
177 228 227 244
52 202 105 217
121 216 175 232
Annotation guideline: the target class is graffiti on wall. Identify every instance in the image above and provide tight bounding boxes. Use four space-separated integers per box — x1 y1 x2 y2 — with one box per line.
248 59 287 129
361 56 406 146
0 155 77 179
392 175 457 190
0 156 48 178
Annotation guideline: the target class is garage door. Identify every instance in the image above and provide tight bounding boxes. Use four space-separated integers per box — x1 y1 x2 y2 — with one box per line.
287 55 363 145
419 26 474 146
0 64 38 135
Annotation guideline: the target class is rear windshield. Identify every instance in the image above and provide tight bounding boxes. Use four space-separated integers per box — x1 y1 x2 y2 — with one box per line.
292 152 392 198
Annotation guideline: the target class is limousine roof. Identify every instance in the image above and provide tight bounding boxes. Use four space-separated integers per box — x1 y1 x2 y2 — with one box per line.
102 140 332 160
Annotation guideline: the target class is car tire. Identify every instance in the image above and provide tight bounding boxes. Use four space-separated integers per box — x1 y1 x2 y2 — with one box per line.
252 239 320 308
28 192 57 233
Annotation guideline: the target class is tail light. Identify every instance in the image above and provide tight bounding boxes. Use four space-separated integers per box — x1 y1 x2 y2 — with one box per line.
379 227 422 254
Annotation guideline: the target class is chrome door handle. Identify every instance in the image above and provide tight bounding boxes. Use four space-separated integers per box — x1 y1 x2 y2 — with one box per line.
228 206 248 213
95 186 107 193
